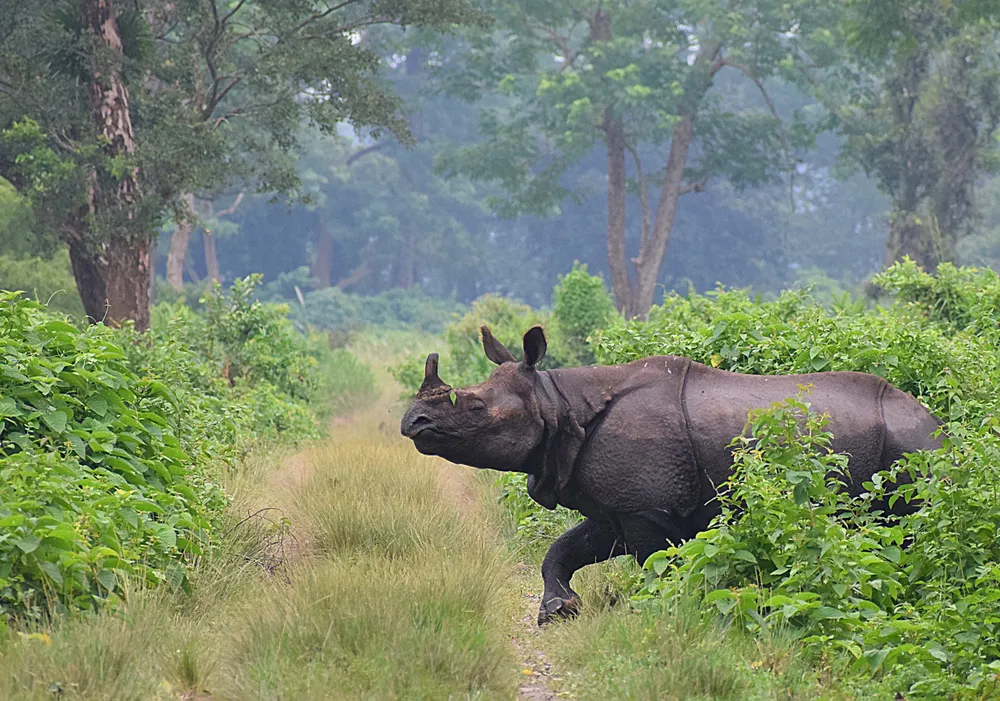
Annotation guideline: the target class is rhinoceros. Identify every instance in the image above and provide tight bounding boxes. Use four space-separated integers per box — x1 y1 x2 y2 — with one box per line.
400 325 942 625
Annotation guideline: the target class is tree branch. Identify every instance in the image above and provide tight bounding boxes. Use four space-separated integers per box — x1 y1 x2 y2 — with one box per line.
721 58 798 209
678 177 710 195
336 262 373 290
623 140 651 254
214 191 245 217
346 141 391 165
221 0 249 25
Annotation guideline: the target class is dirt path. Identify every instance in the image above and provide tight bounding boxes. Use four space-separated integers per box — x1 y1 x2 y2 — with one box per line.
262 375 567 700
512 568 562 700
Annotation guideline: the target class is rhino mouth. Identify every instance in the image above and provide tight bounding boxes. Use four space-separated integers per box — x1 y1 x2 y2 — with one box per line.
401 414 440 439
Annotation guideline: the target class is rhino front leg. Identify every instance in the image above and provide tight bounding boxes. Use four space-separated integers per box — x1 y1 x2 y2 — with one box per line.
539 518 622 625
538 512 685 626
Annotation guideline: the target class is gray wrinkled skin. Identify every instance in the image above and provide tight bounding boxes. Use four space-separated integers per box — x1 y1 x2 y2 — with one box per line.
400 326 943 626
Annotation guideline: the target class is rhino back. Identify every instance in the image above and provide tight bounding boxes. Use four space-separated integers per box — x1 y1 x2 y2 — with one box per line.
683 362 940 495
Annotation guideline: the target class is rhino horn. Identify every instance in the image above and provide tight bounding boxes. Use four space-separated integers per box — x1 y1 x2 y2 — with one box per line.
417 353 452 398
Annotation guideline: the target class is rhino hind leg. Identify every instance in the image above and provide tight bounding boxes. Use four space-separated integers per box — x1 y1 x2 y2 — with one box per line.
538 513 685 626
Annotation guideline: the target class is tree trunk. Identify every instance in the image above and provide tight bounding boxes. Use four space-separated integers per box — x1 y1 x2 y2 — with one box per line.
166 193 195 292
398 227 416 288
69 234 151 328
78 0 149 330
149 236 157 305
604 115 631 314
629 42 722 319
631 113 696 317
590 8 634 314
311 226 334 288
885 211 945 273
203 230 220 283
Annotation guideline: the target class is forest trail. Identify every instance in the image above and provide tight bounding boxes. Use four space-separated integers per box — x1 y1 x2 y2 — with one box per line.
2 360 570 700
266 371 566 700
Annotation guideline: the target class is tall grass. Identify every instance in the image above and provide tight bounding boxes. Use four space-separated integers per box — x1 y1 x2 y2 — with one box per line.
0 390 517 699
216 437 515 700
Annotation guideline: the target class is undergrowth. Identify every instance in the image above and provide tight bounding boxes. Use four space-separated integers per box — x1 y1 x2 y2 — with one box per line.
0 274 374 622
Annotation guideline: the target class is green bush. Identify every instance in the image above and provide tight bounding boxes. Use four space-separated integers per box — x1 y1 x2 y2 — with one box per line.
0 275 375 620
594 284 989 421
873 258 1000 334
291 283 467 336
0 293 226 619
641 395 1000 698
0 251 84 320
551 261 619 366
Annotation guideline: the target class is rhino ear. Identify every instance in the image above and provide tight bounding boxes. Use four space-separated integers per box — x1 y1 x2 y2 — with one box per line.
481 325 517 365
522 326 547 369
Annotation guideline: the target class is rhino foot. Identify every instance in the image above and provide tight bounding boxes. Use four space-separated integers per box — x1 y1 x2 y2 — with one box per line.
537 595 581 626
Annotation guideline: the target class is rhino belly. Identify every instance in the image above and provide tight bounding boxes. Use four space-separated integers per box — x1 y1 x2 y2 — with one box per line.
683 365 886 494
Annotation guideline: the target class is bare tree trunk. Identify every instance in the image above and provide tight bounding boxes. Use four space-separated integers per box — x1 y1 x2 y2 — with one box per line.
629 42 722 318
604 116 631 315
166 193 195 292
149 236 157 305
885 212 945 273
590 8 634 315
69 234 151 328
203 230 220 283
311 226 334 288
631 114 696 316
398 227 416 288
78 0 150 330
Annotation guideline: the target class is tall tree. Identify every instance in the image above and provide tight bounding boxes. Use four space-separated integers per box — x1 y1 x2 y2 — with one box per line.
0 0 488 328
829 0 1000 272
438 0 840 317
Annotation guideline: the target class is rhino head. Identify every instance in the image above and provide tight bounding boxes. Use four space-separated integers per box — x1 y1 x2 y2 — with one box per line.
400 325 549 472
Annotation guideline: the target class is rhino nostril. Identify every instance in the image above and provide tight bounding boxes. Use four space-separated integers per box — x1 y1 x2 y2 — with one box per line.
402 414 434 437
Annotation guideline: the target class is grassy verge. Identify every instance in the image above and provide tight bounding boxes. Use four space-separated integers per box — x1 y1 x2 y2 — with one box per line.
0 382 517 700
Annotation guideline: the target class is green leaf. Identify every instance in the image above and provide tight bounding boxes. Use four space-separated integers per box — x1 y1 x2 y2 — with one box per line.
40 320 79 334
0 397 19 417
14 534 40 553
97 569 116 591
38 561 64 586
86 395 108 416
814 606 846 620
40 409 68 433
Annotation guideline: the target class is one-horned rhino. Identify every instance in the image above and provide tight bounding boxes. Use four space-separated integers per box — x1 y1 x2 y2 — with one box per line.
400 325 942 626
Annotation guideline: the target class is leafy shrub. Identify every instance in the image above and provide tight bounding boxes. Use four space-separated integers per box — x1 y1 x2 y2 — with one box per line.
0 293 226 619
873 258 1000 334
551 261 618 366
0 275 375 620
640 394 1000 698
291 283 467 335
594 284 992 422
641 398 906 660
0 251 84 320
